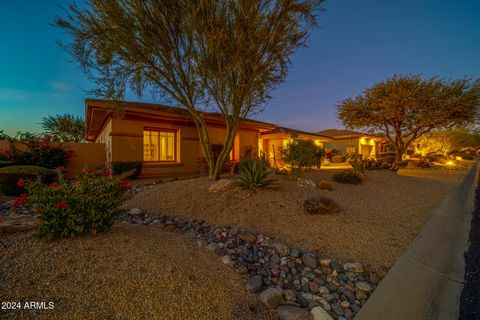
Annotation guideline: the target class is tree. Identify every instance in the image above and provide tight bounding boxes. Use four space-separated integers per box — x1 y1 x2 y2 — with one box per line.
41 113 86 142
337 75 480 161
54 0 324 180
413 128 480 156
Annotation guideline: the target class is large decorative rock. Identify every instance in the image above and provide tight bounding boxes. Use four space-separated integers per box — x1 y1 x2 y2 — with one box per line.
246 275 263 292
318 181 332 191
239 231 257 243
129 208 142 215
273 242 291 257
297 178 317 188
0 215 39 234
310 306 334 320
302 253 318 269
355 281 372 292
259 287 283 307
277 305 312 320
303 197 339 215
343 262 365 274
208 179 236 192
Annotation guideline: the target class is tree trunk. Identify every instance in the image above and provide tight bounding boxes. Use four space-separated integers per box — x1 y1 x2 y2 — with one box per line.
211 120 237 180
190 112 215 178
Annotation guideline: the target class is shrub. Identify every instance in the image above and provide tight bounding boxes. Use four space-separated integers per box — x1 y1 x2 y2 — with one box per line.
198 144 233 174
350 155 365 174
0 160 13 168
0 165 55 196
238 158 274 190
20 169 131 238
332 170 363 184
280 140 324 175
408 159 430 169
111 161 143 179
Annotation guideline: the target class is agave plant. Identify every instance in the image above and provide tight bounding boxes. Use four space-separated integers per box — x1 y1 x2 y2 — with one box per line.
238 158 274 190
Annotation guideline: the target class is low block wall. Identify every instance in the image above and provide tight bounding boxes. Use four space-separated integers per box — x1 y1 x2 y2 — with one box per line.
0 140 106 178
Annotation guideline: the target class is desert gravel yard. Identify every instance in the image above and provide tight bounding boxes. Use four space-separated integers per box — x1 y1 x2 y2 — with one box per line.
0 224 277 320
125 168 466 276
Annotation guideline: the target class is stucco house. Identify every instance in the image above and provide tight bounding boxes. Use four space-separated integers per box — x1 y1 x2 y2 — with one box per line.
317 129 384 159
85 99 332 177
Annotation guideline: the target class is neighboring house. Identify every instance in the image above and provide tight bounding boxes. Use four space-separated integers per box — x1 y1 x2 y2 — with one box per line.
85 99 332 177
317 129 384 159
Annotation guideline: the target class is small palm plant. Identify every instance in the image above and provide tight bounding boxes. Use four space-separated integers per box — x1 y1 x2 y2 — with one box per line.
238 158 275 190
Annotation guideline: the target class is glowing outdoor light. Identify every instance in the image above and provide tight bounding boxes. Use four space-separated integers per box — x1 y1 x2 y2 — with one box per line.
445 160 455 168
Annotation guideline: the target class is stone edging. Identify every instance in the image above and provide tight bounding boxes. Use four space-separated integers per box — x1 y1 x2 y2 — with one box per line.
117 209 379 320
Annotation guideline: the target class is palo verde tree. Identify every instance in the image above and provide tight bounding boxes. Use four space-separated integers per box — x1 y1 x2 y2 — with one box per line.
337 75 480 161
41 113 85 142
54 0 324 180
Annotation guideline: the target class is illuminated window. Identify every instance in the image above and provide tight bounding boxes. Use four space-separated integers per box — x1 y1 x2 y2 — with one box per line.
143 129 176 162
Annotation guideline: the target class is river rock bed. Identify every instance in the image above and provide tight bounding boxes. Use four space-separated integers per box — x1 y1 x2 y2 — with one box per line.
117 208 379 320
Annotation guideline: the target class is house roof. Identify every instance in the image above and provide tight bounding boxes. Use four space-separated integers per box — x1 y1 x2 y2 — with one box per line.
85 99 277 141
316 128 380 140
261 127 333 142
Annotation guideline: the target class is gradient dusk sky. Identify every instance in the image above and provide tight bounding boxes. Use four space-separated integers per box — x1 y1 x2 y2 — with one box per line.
1 0 480 136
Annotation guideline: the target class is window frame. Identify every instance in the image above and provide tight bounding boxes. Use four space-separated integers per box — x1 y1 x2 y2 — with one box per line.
143 127 178 163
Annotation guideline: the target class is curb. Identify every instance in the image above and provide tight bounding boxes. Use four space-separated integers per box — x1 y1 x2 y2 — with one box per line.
355 162 479 320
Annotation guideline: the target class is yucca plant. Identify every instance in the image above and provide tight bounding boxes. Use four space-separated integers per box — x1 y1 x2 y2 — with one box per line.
238 158 274 190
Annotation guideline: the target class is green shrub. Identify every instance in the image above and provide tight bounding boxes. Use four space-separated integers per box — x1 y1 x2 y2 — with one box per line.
0 165 55 196
0 160 13 168
111 161 143 179
238 158 274 190
408 159 430 169
280 140 324 175
332 170 363 184
20 169 131 238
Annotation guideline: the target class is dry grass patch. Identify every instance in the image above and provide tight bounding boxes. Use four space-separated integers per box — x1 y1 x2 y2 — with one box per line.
0 224 277 320
125 169 465 275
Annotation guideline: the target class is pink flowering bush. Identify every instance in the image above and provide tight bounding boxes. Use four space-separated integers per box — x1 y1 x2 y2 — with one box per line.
19 168 131 238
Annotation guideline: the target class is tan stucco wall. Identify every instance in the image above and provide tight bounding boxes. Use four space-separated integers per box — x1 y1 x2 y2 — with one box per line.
325 138 377 158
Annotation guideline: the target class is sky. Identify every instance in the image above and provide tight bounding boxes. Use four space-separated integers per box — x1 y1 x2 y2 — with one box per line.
1 0 480 136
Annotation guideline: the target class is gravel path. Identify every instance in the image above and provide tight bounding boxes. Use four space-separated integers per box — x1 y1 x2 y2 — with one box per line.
125 169 464 276
0 224 277 320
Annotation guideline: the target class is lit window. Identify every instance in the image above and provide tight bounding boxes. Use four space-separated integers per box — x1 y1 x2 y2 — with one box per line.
143 129 176 162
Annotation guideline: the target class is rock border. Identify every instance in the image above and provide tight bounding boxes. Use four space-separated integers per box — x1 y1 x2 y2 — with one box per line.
117 209 379 320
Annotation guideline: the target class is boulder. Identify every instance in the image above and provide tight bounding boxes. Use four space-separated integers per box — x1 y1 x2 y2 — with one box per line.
273 242 291 257
303 197 339 215
259 287 283 307
318 181 332 191
208 179 236 193
343 262 365 273
239 231 257 243
310 306 334 320
246 275 263 292
297 178 317 188
277 305 312 320
129 208 142 215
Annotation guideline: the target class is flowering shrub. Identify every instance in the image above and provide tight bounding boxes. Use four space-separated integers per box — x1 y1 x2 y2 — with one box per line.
0 134 71 169
0 165 55 196
19 169 131 238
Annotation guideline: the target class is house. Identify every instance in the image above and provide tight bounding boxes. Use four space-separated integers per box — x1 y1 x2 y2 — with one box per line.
317 129 384 159
85 99 332 177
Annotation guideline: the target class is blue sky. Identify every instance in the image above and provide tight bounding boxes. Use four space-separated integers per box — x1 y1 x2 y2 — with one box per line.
1 0 480 136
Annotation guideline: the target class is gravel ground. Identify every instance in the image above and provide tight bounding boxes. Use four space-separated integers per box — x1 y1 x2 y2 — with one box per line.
125 169 465 276
0 224 277 320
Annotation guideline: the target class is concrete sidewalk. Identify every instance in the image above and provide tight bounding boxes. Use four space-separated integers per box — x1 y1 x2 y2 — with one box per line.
355 162 479 320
